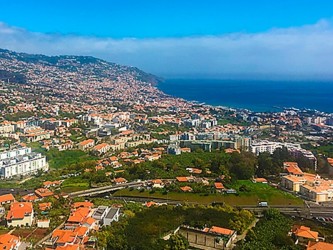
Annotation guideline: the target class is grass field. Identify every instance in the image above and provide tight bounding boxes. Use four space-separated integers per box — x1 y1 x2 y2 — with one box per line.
60 177 90 193
114 180 303 206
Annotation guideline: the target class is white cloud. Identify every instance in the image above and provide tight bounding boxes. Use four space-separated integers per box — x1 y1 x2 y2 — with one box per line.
1 20 333 78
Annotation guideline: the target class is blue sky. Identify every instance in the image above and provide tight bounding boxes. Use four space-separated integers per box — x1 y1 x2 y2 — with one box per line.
0 0 333 78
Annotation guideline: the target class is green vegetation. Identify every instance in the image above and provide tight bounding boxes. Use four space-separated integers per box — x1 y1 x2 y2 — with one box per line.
114 180 302 206
45 148 97 169
60 177 90 193
239 209 301 250
96 205 255 250
124 150 257 181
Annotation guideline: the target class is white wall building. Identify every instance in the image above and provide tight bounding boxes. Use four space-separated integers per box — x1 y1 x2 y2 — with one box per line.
0 147 48 179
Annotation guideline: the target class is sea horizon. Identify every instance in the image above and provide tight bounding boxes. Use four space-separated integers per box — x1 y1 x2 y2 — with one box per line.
158 79 333 113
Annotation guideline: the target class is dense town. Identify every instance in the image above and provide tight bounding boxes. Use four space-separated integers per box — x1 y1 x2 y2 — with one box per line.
1 49 333 249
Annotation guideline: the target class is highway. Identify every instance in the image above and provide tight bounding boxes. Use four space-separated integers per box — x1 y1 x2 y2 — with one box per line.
68 181 146 198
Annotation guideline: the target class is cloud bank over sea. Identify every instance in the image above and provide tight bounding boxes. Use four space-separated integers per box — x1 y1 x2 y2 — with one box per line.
1 19 333 79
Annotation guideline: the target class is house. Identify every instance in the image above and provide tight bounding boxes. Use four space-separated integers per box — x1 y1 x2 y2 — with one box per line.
176 177 189 182
39 202 52 211
51 229 76 247
283 162 304 176
0 233 21 249
67 207 91 227
103 208 120 226
214 182 225 191
7 202 34 227
180 186 193 192
73 202 94 210
92 206 109 223
292 225 319 244
307 241 333 250
35 188 54 198
114 177 127 184
43 180 62 188
151 179 164 188
0 193 15 205
93 143 110 155
179 225 237 249
37 219 50 228
78 139 95 151
22 193 39 202
253 177 268 184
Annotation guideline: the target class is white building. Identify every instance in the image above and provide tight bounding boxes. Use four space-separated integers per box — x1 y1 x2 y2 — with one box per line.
7 202 34 227
0 147 48 179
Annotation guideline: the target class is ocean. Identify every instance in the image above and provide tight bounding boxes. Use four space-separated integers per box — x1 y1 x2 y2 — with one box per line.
157 79 333 113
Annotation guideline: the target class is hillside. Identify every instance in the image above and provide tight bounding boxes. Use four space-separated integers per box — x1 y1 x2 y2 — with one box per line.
0 48 161 85
0 48 167 113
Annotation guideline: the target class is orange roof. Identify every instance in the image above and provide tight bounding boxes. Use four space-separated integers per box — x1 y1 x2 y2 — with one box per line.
67 207 90 223
114 177 127 183
152 179 162 184
82 217 96 226
209 226 234 236
35 188 54 198
286 165 303 175
39 202 52 211
254 178 268 183
121 130 134 135
180 186 192 192
73 201 94 209
56 244 83 250
0 194 15 204
0 234 20 249
52 229 75 244
73 226 89 237
214 182 225 189
225 148 240 154
146 201 157 208
191 168 202 174
176 177 188 182
93 143 109 151
110 156 118 161
79 139 94 146
43 180 61 187
7 202 33 220
292 225 319 240
307 241 333 250
22 193 39 202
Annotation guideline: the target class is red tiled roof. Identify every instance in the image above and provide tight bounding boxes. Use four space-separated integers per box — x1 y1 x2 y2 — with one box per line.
214 182 225 189
0 194 15 204
6 202 33 220
209 226 234 236
176 177 188 182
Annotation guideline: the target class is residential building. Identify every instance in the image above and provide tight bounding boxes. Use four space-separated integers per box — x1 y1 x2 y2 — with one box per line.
292 225 319 244
103 208 120 226
307 241 333 250
6 202 34 227
179 225 237 249
0 233 21 249
0 147 48 179
77 139 95 151
0 193 15 205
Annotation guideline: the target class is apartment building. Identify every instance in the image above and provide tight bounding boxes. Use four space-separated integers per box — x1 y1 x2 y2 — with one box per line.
0 147 48 179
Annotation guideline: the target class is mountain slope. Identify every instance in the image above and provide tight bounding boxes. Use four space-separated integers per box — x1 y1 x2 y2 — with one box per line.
0 48 161 85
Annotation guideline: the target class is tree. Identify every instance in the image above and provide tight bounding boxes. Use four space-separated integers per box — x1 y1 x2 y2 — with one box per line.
165 234 189 250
